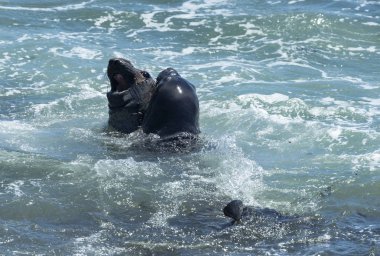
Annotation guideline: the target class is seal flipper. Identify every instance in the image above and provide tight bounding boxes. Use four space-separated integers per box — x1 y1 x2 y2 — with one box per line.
223 200 244 224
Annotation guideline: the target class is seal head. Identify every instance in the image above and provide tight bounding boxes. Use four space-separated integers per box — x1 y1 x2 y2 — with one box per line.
106 58 155 133
142 68 200 137
223 200 244 223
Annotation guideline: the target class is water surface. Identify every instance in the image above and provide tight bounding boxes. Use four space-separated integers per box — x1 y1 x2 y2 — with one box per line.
0 0 379 255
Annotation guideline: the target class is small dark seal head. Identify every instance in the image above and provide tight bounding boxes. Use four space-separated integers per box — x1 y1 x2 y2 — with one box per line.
223 200 286 226
223 200 244 224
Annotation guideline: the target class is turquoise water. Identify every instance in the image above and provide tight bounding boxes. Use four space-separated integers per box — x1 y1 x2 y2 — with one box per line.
1 0 379 255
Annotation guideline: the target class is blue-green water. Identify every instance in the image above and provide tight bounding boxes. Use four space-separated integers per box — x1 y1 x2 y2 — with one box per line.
1 0 379 255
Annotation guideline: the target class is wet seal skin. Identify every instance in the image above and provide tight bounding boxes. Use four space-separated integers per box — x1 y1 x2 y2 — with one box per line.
223 200 285 225
106 59 200 138
142 67 200 137
106 58 155 133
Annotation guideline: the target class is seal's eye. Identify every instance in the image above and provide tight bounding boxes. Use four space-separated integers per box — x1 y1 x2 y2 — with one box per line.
141 71 151 79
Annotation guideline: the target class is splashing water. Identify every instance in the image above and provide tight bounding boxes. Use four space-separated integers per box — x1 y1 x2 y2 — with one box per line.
0 0 379 255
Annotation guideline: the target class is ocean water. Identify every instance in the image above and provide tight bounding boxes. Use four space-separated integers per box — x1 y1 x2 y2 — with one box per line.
0 0 379 255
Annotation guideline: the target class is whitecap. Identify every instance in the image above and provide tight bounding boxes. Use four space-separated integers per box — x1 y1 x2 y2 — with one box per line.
347 46 377 53
339 150 380 172
1 89 22 97
288 0 305 4
94 13 115 27
0 121 35 134
213 72 242 85
327 127 343 141
361 97 380 106
320 97 336 105
5 180 25 197
239 22 266 36
362 22 380 26
238 93 289 104
49 47 102 60
0 0 95 12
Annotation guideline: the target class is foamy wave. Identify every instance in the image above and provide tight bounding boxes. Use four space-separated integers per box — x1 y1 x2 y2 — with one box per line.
0 0 95 12
339 150 380 172
149 47 200 60
0 121 35 134
1 88 22 97
362 22 380 26
327 127 343 141
288 0 305 4
49 47 102 60
5 180 25 197
141 11 194 32
139 0 231 33
94 13 115 27
239 93 289 104
347 46 377 53
361 97 380 106
239 22 266 36
29 83 105 127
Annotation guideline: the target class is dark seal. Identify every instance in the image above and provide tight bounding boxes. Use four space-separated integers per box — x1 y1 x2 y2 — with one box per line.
106 58 155 133
106 58 200 138
223 200 284 225
142 68 200 137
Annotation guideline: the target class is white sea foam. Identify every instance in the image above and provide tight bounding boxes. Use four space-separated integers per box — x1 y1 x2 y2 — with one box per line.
212 72 243 85
239 22 266 36
369 151 380 172
0 121 35 134
94 13 115 27
362 22 380 26
239 93 290 104
189 19 207 26
340 150 380 172
140 0 230 32
6 180 25 197
321 97 336 105
16 34 33 43
347 46 377 53
327 44 343 52
321 76 378 90
327 127 343 141
149 47 202 60
361 97 380 106
288 0 305 4
0 0 95 12
140 11 182 32
1 88 22 97
49 47 102 60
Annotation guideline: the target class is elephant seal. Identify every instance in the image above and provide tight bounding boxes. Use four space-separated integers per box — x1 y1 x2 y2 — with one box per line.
106 58 155 133
142 68 200 137
106 58 200 138
223 200 284 225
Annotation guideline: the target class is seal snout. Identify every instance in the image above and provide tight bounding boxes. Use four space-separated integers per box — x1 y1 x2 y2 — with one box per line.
108 58 118 66
108 58 131 67
107 58 145 92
